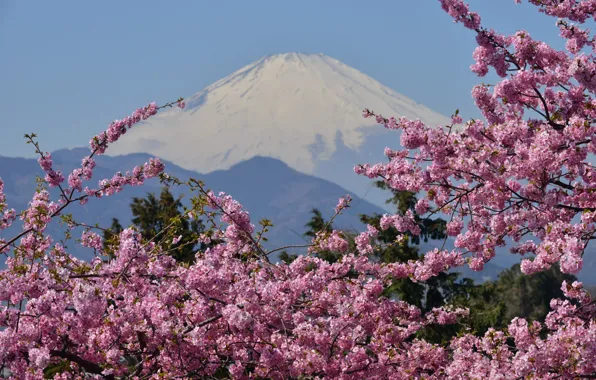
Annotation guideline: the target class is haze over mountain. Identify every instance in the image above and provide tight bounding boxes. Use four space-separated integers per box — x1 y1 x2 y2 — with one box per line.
108 53 450 209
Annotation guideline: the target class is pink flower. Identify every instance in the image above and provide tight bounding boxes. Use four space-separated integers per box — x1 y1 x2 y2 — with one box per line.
355 225 378 255
172 235 182 245
446 218 464 236
310 230 349 253
334 194 352 214
28 347 50 369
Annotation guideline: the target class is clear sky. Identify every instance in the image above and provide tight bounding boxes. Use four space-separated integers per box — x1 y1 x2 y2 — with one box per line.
0 0 565 158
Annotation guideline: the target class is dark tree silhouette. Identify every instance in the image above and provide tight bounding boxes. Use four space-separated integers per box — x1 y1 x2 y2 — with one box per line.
104 187 206 264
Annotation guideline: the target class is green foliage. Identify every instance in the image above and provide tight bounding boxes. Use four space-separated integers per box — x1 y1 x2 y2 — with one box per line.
104 187 207 264
481 263 575 326
430 264 577 339
279 250 298 264
102 217 123 259
449 279 507 337
43 359 70 379
359 182 454 314
304 209 331 239
303 208 356 263
374 181 446 244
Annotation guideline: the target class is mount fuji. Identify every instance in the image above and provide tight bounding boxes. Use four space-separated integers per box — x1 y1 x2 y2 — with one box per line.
108 53 450 208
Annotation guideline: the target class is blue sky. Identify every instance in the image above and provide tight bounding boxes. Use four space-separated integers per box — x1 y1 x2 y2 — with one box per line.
0 0 565 158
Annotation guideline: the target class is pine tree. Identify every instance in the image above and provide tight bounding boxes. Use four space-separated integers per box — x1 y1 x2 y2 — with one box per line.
104 187 206 264
486 263 576 324
359 181 453 310
303 208 350 263
102 218 123 259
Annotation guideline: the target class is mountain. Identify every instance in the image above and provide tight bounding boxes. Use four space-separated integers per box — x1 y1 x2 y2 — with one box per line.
107 53 450 209
0 148 387 262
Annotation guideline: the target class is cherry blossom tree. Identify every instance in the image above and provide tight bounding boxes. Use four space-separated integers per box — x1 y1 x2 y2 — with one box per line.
1 1 596 378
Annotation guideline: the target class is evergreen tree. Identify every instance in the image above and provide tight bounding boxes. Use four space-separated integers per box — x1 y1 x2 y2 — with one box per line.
359 181 454 310
483 263 576 325
303 208 353 263
278 250 298 265
303 209 331 239
102 217 123 259
104 187 206 264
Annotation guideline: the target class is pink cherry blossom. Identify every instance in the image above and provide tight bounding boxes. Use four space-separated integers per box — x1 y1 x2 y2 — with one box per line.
0 1 595 377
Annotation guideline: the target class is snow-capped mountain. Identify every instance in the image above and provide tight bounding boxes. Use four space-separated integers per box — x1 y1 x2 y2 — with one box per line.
108 53 449 176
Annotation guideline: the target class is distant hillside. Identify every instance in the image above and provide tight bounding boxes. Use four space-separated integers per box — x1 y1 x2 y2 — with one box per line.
0 148 386 262
3 148 592 284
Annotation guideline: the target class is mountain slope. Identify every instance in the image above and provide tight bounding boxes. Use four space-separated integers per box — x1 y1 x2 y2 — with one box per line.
0 149 386 262
107 53 449 175
3 149 592 284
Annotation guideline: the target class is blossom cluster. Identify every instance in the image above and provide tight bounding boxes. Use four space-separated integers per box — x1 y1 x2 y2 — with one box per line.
0 0 595 378
361 0 596 278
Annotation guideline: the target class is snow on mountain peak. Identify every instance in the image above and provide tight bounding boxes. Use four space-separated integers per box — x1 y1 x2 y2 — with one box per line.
108 53 449 174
